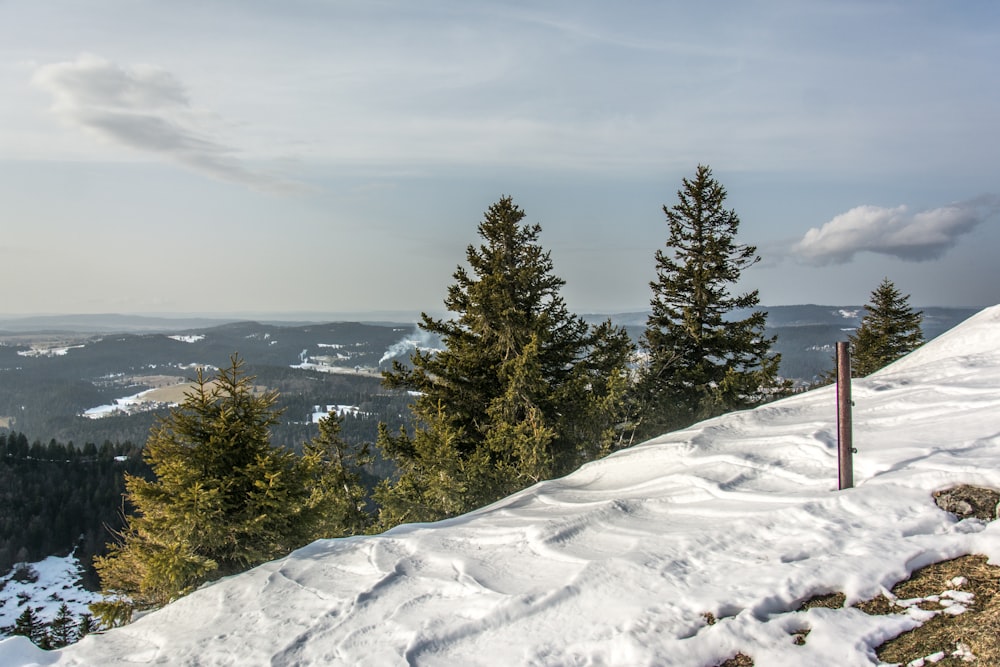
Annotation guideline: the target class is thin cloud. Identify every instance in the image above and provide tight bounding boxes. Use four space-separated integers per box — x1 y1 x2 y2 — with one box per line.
32 54 301 193
792 196 1000 265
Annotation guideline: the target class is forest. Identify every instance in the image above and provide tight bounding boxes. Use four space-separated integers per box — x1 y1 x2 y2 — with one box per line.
0 433 150 587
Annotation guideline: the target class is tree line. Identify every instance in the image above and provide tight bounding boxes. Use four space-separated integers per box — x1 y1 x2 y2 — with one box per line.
10 165 926 644
9 601 99 650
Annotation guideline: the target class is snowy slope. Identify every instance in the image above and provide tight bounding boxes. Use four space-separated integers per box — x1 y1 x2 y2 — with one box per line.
0 554 100 632
5 306 1000 666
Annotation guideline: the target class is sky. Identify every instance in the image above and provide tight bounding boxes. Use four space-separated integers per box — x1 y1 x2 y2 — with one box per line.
4 305 999 665
2 1 999 317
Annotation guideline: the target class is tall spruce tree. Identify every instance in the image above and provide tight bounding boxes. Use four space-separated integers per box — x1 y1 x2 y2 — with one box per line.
638 165 784 437
849 278 924 376
376 196 633 527
93 356 359 626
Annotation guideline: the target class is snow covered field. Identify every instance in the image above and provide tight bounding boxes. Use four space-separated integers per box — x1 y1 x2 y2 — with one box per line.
4 306 1000 666
81 386 172 419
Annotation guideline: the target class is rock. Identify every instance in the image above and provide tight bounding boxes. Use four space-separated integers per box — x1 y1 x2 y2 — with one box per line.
933 485 1000 521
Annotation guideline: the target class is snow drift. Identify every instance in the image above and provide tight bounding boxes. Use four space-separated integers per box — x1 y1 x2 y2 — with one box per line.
5 306 1000 666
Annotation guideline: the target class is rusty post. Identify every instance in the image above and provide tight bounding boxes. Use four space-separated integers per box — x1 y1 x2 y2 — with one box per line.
836 341 854 490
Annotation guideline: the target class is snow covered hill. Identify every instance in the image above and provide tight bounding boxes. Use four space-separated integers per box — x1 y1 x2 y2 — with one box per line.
0 553 99 635
4 306 1000 666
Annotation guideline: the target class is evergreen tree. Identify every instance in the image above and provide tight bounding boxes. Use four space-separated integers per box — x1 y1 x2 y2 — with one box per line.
76 612 99 640
92 356 341 626
13 606 42 645
850 278 924 376
35 629 53 650
638 165 785 437
376 196 633 526
48 602 77 648
301 413 373 537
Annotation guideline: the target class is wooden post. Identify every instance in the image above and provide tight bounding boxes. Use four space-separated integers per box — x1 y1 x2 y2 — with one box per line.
836 341 854 490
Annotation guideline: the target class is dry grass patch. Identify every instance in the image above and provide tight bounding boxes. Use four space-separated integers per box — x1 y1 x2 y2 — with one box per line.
798 591 846 611
857 554 1000 665
128 378 271 405
139 381 205 404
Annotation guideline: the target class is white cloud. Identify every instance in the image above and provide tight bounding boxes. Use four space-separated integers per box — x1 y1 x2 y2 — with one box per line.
792 196 1000 265
31 54 300 192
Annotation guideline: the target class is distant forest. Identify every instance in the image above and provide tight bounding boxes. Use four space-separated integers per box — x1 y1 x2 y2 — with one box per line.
0 433 150 587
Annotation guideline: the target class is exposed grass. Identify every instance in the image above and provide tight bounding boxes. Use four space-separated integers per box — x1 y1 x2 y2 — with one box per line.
858 554 1000 666
714 653 753 667
119 378 270 405
798 591 846 611
728 554 998 666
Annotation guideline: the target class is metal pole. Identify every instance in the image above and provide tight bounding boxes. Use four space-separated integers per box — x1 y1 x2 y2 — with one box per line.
836 341 854 490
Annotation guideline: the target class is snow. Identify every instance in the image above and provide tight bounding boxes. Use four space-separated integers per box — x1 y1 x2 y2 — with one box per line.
0 637 57 666
0 553 101 632
290 361 378 377
167 335 204 343
82 387 174 419
5 306 1000 666
311 405 367 423
16 345 85 358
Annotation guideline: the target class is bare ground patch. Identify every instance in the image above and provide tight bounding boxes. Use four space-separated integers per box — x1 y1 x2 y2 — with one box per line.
857 553 1000 665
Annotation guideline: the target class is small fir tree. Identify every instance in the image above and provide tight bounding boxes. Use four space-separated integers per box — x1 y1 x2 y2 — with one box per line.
76 612 99 640
638 165 785 437
48 602 77 648
301 413 373 537
376 197 633 527
35 630 53 651
13 606 42 645
93 355 353 626
850 278 924 376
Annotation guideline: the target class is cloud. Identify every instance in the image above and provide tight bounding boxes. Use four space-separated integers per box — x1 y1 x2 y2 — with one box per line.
32 54 300 192
792 196 1000 265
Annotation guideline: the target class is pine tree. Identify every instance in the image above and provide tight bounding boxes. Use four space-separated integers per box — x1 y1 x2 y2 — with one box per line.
92 355 340 626
76 612 99 640
35 629 52 650
301 413 373 537
48 602 77 648
13 606 42 645
850 278 924 376
376 197 633 526
638 165 785 436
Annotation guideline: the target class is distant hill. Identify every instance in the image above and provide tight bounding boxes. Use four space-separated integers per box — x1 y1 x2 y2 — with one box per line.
0 312 423 334
0 314 235 334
